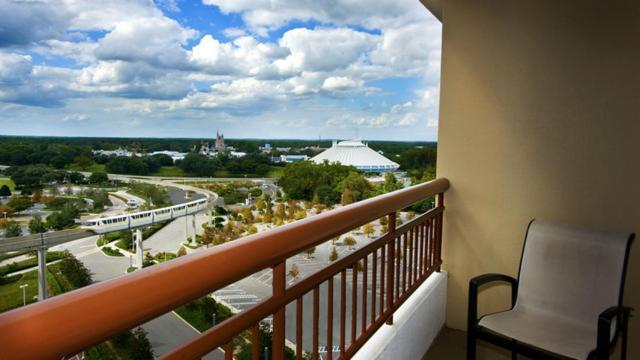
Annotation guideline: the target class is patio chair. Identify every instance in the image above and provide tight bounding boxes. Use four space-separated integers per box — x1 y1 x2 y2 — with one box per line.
467 220 634 360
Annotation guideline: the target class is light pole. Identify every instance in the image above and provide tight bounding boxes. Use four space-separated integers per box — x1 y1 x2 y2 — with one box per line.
19 284 28 306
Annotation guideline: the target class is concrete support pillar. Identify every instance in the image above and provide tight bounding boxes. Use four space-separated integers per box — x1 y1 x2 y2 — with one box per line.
191 215 197 246
135 228 143 269
36 245 47 301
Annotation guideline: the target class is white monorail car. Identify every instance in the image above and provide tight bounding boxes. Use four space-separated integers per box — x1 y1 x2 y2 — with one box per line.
82 198 208 234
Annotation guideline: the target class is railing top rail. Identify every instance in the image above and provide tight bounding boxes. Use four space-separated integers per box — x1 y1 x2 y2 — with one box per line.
0 177 449 359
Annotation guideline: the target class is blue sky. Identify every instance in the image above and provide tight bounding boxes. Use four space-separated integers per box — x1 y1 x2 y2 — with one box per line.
0 0 441 141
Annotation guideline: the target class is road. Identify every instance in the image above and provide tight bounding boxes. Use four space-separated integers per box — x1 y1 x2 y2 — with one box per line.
50 235 223 359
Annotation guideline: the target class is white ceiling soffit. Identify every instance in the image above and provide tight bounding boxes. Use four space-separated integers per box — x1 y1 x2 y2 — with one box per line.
419 0 443 22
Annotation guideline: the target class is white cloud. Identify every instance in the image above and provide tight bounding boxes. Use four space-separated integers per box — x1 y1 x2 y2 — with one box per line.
95 16 198 70
203 0 430 35
0 0 441 139
63 113 89 121
0 53 33 84
76 61 193 100
321 76 362 92
223 27 248 38
189 35 287 76
275 28 376 74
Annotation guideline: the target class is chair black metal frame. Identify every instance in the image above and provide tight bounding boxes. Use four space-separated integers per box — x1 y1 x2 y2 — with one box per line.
466 221 635 360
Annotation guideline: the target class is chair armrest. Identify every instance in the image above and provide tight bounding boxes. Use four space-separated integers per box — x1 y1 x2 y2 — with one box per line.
596 306 633 359
468 274 518 331
470 274 518 307
470 273 518 288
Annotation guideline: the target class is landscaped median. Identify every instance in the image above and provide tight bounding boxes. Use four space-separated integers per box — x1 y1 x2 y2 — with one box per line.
0 251 154 359
173 296 299 360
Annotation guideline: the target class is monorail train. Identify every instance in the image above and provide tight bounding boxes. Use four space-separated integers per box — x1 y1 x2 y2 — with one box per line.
81 198 208 234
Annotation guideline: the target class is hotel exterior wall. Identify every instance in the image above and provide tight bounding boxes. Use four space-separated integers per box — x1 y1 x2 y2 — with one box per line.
430 0 640 353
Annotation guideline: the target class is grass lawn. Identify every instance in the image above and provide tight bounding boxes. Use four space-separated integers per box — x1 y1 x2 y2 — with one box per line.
0 270 40 311
267 166 284 178
175 296 233 332
213 169 231 177
67 163 106 173
0 178 16 191
152 166 187 177
0 251 65 276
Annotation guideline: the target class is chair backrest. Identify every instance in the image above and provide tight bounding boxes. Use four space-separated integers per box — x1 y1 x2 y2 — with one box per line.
515 220 633 328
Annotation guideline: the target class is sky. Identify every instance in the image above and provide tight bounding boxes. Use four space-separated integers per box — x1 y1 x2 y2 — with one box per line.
0 0 442 141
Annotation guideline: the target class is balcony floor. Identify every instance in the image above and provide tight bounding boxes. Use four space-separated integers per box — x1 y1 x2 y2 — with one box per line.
424 327 533 360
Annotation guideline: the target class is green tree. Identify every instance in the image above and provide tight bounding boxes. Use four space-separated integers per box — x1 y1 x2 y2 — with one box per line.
89 172 109 184
339 171 372 203
288 264 300 279
4 221 21 237
383 172 403 193
329 246 339 262
363 223 375 238
179 153 217 176
74 155 93 170
7 196 33 212
28 215 47 234
130 327 154 360
46 203 79 230
0 185 11 197
58 251 93 287
304 246 316 258
343 236 357 250
177 246 187 257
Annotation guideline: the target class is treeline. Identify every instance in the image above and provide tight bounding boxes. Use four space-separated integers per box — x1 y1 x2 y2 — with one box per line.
278 162 404 206
178 153 273 177
0 136 435 166
5 165 109 193
278 161 434 212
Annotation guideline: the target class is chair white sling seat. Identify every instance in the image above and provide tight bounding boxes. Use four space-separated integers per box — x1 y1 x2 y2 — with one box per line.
469 220 633 360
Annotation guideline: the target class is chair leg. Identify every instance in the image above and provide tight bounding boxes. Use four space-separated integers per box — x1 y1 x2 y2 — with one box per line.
466 328 476 360
511 339 517 360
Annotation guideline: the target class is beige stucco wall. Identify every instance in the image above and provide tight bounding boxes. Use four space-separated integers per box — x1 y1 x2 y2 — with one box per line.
433 0 640 353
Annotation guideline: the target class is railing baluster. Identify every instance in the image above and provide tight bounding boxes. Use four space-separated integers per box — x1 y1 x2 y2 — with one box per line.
395 235 401 300
371 249 377 325
436 192 444 271
412 227 422 283
273 262 286 360
429 218 435 268
252 325 260 360
362 255 367 333
422 222 427 274
327 277 334 360
351 264 357 344
225 342 233 360
340 270 346 357
379 244 385 319
385 212 396 325
416 226 422 280
403 233 408 292
296 297 303 360
408 229 414 287
313 286 319 360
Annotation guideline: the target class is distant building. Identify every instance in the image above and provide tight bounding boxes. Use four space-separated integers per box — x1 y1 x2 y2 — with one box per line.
92 147 138 157
311 140 400 173
229 151 247 158
280 155 308 163
149 151 187 162
259 144 272 153
199 141 211 156
215 130 225 151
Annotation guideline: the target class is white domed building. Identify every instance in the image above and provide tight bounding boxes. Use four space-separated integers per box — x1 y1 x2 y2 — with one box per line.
311 140 400 173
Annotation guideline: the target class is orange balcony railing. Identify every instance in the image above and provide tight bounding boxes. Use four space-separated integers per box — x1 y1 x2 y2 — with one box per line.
0 178 449 360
